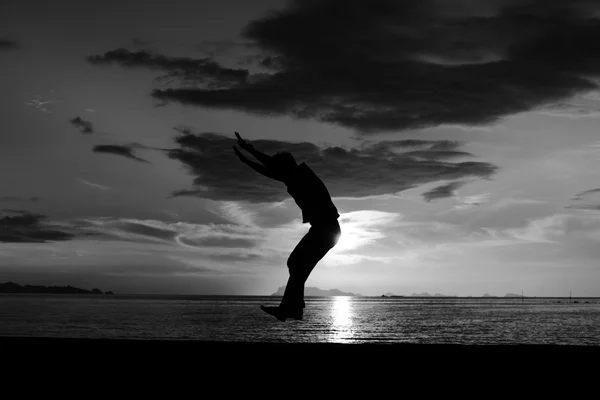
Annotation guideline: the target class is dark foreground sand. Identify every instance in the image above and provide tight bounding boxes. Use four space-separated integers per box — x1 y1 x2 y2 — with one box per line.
2 337 597 392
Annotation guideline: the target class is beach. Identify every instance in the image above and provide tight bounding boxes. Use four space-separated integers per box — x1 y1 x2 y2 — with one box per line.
2 336 597 396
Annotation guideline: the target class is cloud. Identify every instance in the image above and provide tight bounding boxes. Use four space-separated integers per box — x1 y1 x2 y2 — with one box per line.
0 39 19 50
501 213 600 246
422 181 466 202
89 0 600 133
69 117 94 134
93 144 150 163
0 196 41 203
77 178 110 191
165 130 497 203
0 211 74 243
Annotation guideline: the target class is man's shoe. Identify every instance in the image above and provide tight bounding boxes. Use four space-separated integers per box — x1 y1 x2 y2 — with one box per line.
260 306 303 322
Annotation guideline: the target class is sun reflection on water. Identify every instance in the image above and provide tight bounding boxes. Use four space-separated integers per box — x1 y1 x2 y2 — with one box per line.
329 296 355 343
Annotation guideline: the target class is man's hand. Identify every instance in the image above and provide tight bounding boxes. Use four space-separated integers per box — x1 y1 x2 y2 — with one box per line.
235 131 273 165
233 145 249 164
235 132 253 151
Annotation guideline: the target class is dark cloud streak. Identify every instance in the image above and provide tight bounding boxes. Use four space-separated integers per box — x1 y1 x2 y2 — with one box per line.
0 196 41 203
0 39 19 50
69 117 94 134
87 48 249 89
422 181 466 202
93 145 150 163
0 212 74 243
571 187 600 200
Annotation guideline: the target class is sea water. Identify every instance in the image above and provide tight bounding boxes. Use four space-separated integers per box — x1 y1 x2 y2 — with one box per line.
1 294 599 345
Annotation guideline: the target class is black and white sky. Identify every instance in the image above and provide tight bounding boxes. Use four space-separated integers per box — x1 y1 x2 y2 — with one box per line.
2 0 600 296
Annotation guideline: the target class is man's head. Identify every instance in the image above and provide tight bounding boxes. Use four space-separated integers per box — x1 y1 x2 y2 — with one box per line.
267 152 298 180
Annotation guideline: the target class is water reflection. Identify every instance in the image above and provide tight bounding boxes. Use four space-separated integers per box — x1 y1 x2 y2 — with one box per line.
329 296 355 343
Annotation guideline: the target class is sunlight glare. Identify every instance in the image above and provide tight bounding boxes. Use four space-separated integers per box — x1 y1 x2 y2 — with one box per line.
329 296 355 343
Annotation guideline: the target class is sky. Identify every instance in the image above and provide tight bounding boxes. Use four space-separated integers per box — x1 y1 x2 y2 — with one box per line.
1 0 600 296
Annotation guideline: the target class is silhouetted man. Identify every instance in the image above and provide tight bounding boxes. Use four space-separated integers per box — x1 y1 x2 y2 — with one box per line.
233 132 341 322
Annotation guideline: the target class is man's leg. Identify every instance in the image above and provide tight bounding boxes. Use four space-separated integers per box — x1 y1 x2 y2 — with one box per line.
281 222 341 313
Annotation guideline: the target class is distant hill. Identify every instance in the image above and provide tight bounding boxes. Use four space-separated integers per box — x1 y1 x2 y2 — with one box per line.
504 293 523 297
482 294 496 297
408 292 456 297
0 282 112 295
271 286 358 296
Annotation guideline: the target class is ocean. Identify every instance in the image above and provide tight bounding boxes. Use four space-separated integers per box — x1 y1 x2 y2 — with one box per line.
1 294 599 345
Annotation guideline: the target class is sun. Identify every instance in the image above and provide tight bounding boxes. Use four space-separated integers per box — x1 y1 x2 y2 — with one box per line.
332 226 363 253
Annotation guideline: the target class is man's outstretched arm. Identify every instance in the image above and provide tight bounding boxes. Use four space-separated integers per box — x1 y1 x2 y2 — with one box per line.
235 131 272 165
233 146 284 182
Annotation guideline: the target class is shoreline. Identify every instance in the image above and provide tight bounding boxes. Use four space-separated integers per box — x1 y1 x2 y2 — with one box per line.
2 292 600 299
3 335 598 356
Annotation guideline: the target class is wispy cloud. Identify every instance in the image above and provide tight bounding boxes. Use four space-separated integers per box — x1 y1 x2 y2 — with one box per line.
488 197 548 211
77 216 261 248
499 213 600 248
503 215 567 244
25 96 53 113
77 178 110 191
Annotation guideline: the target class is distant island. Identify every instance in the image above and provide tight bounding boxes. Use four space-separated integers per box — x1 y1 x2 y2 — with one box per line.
381 292 456 297
0 282 113 295
504 293 524 297
271 286 359 296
